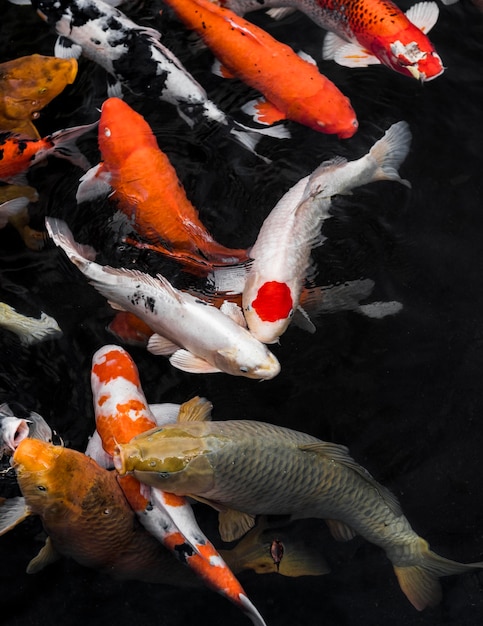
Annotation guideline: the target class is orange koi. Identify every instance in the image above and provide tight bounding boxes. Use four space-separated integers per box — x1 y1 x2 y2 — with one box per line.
89 344 267 626
0 121 97 184
76 97 250 273
0 54 78 139
160 0 358 137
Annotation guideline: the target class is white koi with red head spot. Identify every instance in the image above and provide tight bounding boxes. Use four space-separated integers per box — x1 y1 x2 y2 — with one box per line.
89 345 267 626
243 121 412 344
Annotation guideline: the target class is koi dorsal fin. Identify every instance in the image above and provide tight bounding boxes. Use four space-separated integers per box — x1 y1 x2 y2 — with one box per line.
298 442 402 516
177 396 213 423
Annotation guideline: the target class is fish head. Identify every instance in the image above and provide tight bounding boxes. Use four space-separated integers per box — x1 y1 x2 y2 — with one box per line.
113 425 216 494
292 90 358 139
384 39 444 82
214 342 281 379
98 97 159 165
31 0 73 26
0 55 78 126
243 278 296 344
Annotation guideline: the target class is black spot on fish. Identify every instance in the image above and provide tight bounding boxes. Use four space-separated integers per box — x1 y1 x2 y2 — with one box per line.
0 149 3 161
173 542 194 565
145 296 155 313
70 2 104 27
195 299 208 306
17 141 28 156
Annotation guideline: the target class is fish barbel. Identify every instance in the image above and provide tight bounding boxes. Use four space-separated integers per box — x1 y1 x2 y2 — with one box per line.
114 396 483 612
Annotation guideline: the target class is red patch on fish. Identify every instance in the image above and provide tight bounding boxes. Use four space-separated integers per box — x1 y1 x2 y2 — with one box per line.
92 348 140 386
252 281 293 322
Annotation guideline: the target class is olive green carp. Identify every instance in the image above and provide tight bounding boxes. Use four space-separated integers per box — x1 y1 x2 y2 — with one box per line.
114 396 483 612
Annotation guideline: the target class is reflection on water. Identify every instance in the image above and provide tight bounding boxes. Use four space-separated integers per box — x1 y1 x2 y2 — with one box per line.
1 0 483 624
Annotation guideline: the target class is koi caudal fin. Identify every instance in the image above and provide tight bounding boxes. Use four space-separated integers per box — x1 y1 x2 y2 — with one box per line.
368 120 412 188
393 537 483 611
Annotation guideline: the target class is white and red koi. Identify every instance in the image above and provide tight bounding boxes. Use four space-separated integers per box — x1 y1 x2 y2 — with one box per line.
89 344 267 626
241 121 411 344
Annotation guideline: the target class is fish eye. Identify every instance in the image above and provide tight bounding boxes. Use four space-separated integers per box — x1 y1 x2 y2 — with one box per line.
240 366 248 373
103 508 111 515
104 126 111 137
36 485 47 491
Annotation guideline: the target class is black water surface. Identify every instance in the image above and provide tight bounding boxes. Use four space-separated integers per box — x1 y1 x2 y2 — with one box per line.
1 0 483 624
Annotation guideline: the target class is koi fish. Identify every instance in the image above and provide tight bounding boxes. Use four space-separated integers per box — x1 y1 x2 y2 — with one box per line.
45 217 281 379
1 438 327 587
77 97 250 272
114 396 483 612
88 344 267 625
0 54 78 139
0 402 53 457
241 120 411 343
218 0 444 81
0 121 97 184
106 311 154 347
31 0 288 153
0 302 62 345
161 0 358 137
0 184 44 250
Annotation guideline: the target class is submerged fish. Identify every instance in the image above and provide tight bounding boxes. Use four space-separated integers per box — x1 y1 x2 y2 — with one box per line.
31 0 287 153
219 0 444 81
45 217 280 379
77 97 250 272
89 344 267 625
162 0 358 137
0 121 96 184
0 402 54 457
114 396 483 612
241 121 411 343
0 54 78 139
0 184 44 249
1 438 327 589
0 302 62 345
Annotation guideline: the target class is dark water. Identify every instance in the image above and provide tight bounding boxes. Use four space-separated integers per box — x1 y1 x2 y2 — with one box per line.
1 0 483 624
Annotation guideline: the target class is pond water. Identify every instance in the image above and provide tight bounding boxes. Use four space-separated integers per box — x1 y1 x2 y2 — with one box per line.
1 0 483 624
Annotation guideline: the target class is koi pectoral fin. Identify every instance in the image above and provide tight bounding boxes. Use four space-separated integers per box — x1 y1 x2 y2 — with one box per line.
54 36 83 60
0 496 31 535
322 33 380 68
27 536 61 574
241 98 287 126
219 508 257 542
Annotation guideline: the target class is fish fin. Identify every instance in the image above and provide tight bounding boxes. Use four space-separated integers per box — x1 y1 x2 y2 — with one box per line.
19 311 62 345
358 300 403 318
219 300 247 327
405 1 439 33
54 35 83 60
45 217 99 263
301 279 375 316
325 519 357 542
225 516 331 577
297 50 317 66
219 508 257 542
368 121 412 187
147 333 181 356
266 7 296 20
322 33 380 67
177 396 213 423
107 300 128 312
292 306 316 333
148 403 181 425
393 537 483 611
169 349 223 374
206 263 251 295
0 496 31 535
0 197 32 227
76 164 113 204
48 121 99 171
212 59 237 79
241 98 287 125
27 536 61 574
107 74 124 99
299 442 402 516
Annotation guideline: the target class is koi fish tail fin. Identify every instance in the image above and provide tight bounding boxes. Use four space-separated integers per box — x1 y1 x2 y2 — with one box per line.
393 537 483 610
221 517 331 578
45 217 98 269
48 121 99 171
369 120 412 188
229 120 291 163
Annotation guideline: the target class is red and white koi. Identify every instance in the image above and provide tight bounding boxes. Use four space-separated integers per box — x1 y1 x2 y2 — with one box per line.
241 121 412 344
45 217 280 379
218 0 444 81
89 344 267 626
